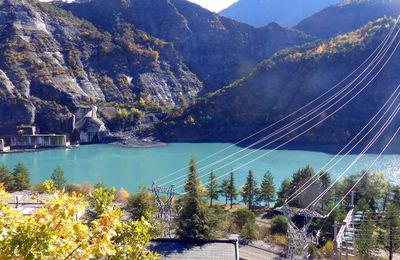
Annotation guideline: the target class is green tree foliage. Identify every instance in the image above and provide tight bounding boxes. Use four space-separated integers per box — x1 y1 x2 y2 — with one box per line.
234 208 257 239
241 170 258 209
88 185 116 220
112 108 143 131
176 156 211 239
288 165 321 208
12 162 30 191
392 186 400 207
219 179 230 205
0 164 13 191
240 221 258 239
228 171 238 209
51 166 67 190
270 215 287 234
259 171 275 207
206 170 218 206
234 208 256 229
356 217 377 259
336 172 387 211
207 205 233 239
127 191 155 221
384 203 400 260
276 178 291 207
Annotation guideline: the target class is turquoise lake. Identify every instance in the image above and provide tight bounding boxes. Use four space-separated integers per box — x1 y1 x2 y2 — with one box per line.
0 143 399 193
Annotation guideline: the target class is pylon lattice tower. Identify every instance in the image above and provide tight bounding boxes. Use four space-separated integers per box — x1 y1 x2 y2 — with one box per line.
277 205 324 260
149 182 180 237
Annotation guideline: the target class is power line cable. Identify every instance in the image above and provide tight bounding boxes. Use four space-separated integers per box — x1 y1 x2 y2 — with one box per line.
285 84 400 204
180 26 400 190
154 17 400 184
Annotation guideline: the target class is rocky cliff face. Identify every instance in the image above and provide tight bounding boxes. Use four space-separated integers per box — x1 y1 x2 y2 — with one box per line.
62 0 313 92
157 18 400 144
0 0 202 138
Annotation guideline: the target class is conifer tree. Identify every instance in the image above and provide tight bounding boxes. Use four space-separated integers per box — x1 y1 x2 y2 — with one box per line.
206 170 218 206
356 217 376 259
384 203 400 260
220 179 230 205
0 164 13 191
241 170 258 209
276 178 291 207
259 171 275 207
176 156 211 239
51 166 67 190
228 171 238 209
12 162 30 191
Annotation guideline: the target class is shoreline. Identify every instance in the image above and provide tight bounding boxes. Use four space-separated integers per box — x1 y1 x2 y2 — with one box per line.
2 140 400 155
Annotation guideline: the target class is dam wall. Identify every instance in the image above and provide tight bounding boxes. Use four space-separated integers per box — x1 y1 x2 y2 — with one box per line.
11 135 69 148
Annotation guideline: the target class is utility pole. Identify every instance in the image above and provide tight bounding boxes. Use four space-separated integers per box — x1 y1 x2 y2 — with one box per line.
333 221 338 260
149 182 180 237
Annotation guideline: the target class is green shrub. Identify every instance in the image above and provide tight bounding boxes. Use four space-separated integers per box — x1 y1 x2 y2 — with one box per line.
308 244 318 259
65 183 82 194
127 192 155 221
240 221 258 239
234 208 256 229
270 215 287 234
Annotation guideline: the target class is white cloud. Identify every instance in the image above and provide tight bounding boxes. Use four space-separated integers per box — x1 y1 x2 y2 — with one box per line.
187 0 238 12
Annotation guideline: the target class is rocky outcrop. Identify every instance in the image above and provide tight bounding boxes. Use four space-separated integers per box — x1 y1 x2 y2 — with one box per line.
0 0 202 138
62 0 313 92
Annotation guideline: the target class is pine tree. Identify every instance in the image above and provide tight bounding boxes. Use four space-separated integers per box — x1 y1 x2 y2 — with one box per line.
241 170 258 209
259 171 275 207
276 178 291 207
0 164 13 191
384 203 400 260
220 179 230 205
176 156 211 239
356 217 376 259
51 166 67 190
12 162 30 191
206 170 218 206
228 171 238 209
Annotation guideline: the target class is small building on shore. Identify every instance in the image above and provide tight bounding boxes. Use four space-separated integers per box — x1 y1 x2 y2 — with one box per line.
0 138 10 152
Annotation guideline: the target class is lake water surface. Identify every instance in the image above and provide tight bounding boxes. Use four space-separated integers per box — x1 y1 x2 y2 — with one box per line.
0 143 399 192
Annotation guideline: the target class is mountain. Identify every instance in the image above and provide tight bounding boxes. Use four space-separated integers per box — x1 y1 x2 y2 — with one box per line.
296 0 400 39
61 0 312 92
0 0 202 136
219 0 340 28
0 0 312 142
156 18 400 145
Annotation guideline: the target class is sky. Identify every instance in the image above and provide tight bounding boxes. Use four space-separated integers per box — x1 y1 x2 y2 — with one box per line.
187 0 239 12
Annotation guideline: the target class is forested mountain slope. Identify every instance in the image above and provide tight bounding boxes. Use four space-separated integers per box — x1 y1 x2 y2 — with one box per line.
157 18 400 145
296 0 400 39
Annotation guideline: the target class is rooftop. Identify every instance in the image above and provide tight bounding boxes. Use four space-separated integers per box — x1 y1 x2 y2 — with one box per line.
149 238 238 260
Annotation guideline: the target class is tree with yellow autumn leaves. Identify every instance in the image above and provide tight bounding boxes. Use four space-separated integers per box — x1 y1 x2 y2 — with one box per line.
0 181 158 259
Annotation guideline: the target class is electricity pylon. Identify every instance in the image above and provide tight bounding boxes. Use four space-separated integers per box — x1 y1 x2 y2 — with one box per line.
149 182 180 237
